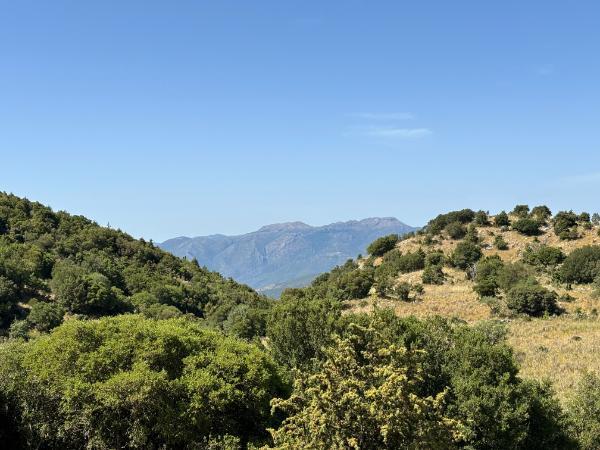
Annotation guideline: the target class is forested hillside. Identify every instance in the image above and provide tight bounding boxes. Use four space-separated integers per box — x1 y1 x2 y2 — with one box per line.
2 196 600 449
0 192 271 339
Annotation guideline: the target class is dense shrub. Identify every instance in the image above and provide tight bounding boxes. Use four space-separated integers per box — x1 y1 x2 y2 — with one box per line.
367 234 399 257
494 211 510 227
512 218 541 236
445 221 467 239
553 211 579 240
451 241 482 270
426 209 475 234
512 204 530 218
26 301 64 332
531 205 552 222
473 256 504 297
474 210 490 226
0 315 287 448
569 372 600 450
506 282 560 317
268 292 342 369
494 235 508 250
559 246 600 284
522 245 565 269
422 264 445 285
269 325 459 449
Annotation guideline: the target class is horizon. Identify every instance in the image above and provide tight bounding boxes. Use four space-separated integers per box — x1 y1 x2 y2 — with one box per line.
2 1 600 241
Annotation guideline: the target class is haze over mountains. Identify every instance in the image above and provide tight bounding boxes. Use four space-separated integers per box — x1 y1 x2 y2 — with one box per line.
159 217 417 297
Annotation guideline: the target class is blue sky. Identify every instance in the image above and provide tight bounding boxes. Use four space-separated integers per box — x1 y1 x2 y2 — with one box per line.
1 1 599 241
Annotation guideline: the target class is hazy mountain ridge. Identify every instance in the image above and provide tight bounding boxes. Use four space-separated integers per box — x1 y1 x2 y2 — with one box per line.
160 217 417 295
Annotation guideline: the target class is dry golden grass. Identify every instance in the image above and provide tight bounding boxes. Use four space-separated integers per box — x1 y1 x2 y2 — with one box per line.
509 317 600 402
346 219 600 402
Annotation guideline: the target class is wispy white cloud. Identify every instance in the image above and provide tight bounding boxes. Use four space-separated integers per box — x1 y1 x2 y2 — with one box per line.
349 112 414 121
347 126 432 139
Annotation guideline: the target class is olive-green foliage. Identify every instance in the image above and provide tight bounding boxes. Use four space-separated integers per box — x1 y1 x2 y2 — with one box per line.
531 205 552 222
366 234 399 256
522 245 565 269
273 311 574 450
473 256 505 298
559 246 600 284
451 241 482 270
26 301 64 332
496 262 534 292
512 218 541 236
569 372 600 450
0 192 272 337
426 209 475 234
0 315 287 449
422 264 445 285
375 249 426 285
553 211 580 240
494 211 510 227
445 221 467 239
506 281 560 317
592 213 600 225
267 291 341 369
269 323 460 449
494 234 509 250
579 212 591 223
474 210 489 226
512 204 530 218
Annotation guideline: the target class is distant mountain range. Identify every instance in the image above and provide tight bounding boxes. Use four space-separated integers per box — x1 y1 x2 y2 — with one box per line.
159 218 417 297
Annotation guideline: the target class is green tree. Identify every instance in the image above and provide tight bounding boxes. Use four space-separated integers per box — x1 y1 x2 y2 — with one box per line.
451 241 482 271
512 218 541 236
494 211 510 227
506 282 560 317
267 292 341 369
445 221 467 240
569 372 600 450
0 315 286 448
553 211 579 240
367 234 399 257
559 246 600 284
474 210 489 226
269 326 460 449
26 301 64 332
512 204 530 218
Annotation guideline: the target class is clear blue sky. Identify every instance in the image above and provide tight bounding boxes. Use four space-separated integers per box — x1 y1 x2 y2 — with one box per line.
2 1 599 241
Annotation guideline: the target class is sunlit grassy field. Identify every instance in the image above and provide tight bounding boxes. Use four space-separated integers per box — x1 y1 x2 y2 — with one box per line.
347 219 600 402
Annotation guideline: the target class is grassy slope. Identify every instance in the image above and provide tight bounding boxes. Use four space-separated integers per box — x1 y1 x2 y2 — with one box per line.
348 216 600 402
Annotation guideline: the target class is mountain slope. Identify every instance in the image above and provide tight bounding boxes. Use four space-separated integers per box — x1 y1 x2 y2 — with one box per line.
0 192 270 338
159 218 417 296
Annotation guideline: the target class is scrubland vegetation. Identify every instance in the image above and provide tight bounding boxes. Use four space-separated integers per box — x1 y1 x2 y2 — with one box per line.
2 193 600 449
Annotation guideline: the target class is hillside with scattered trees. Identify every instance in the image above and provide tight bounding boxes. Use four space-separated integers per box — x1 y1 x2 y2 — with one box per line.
2 195 600 449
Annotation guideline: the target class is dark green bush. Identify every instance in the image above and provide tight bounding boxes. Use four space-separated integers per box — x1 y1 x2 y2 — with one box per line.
512 204 530 218
559 246 600 284
494 211 510 227
422 264 445 285
512 218 541 236
553 211 579 240
445 221 467 240
522 245 565 269
451 241 482 270
426 209 475 234
474 210 489 226
569 372 600 450
506 282 560 317
494 235 509 250
26 301 64 332
367 234 399 257
530 205 552 222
